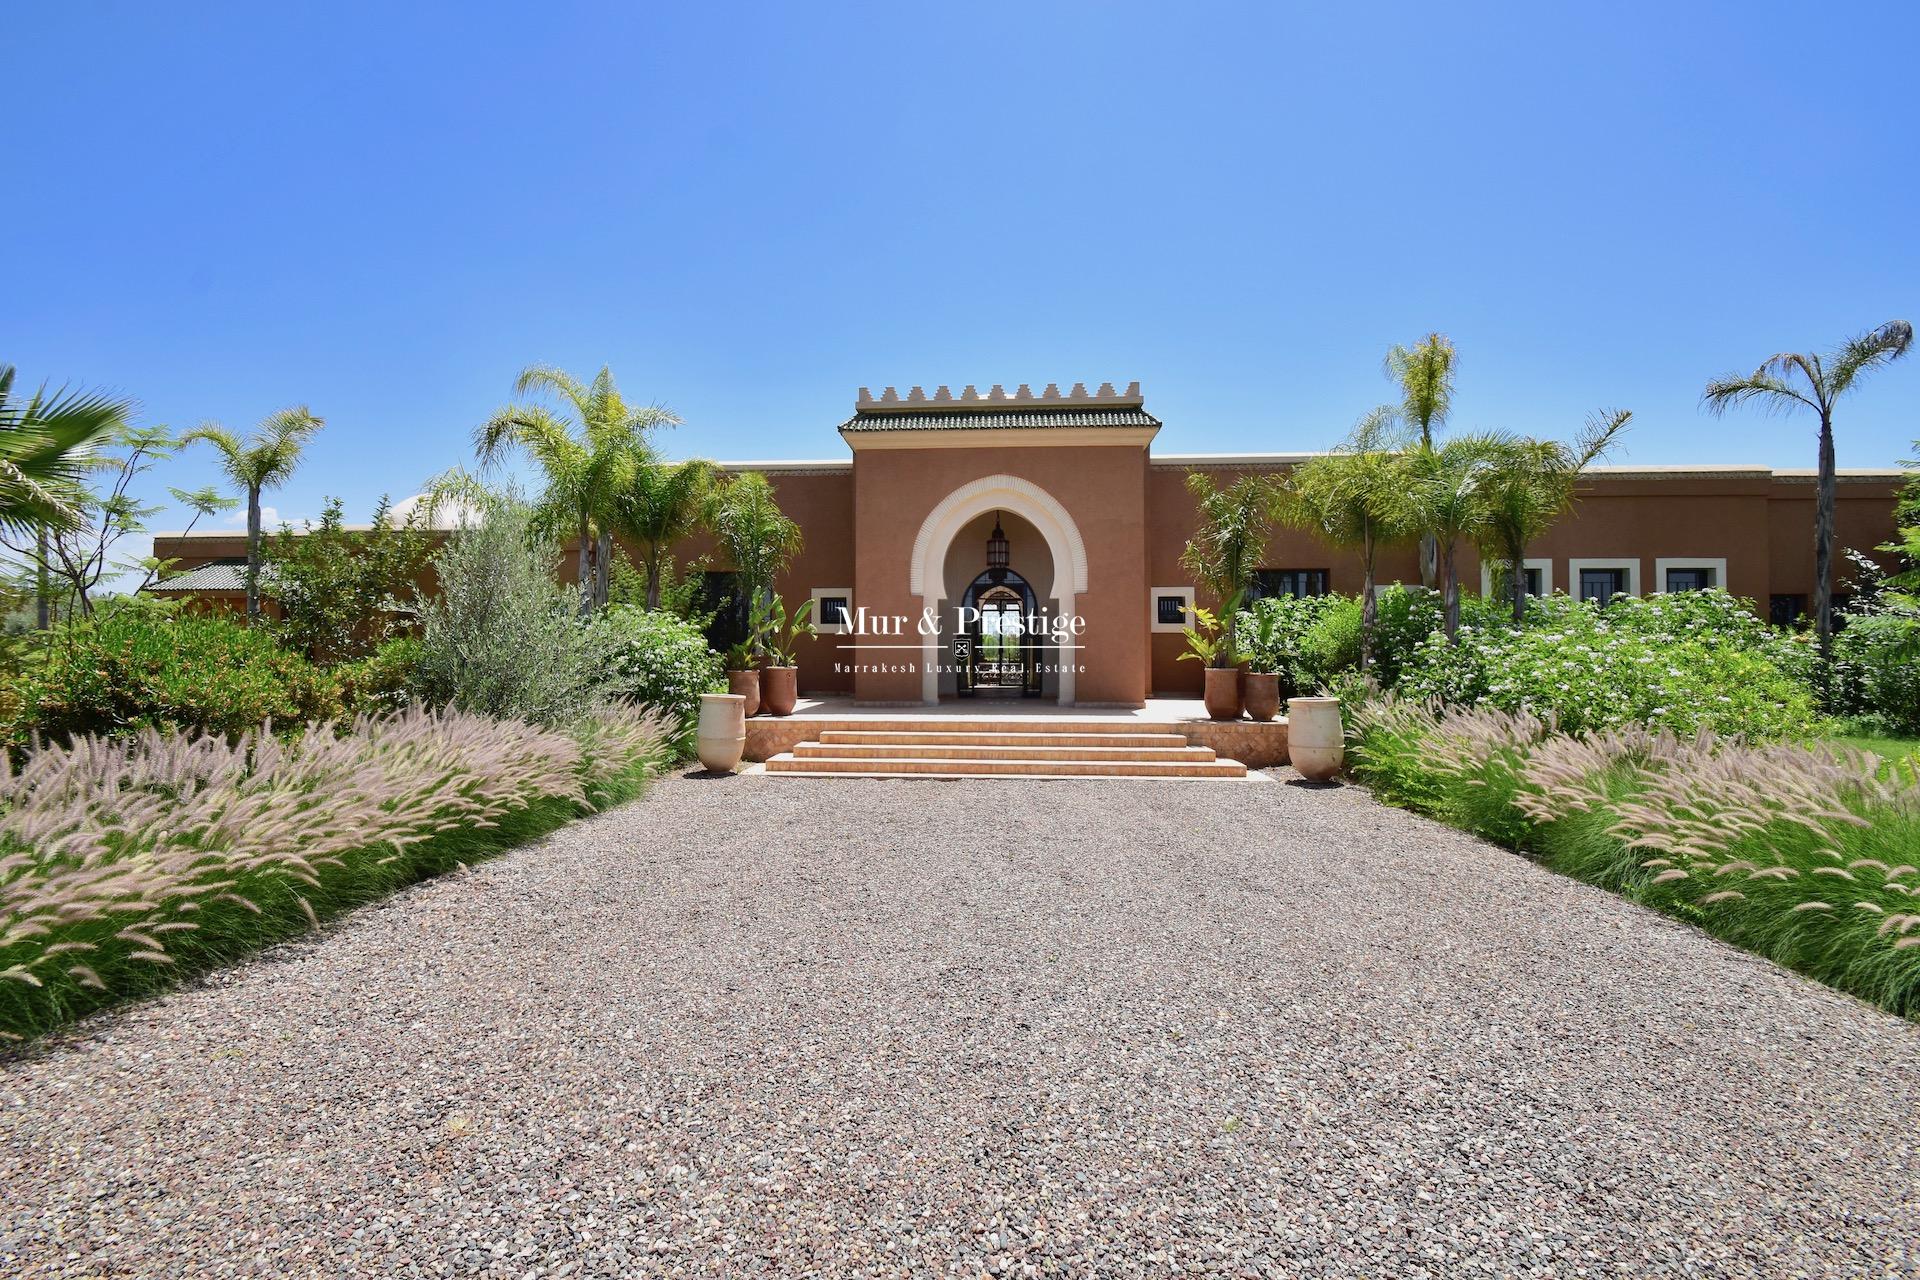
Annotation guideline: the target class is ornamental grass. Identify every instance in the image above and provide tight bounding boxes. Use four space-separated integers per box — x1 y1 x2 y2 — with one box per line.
0 703 668 1042
1350 698 1920 1018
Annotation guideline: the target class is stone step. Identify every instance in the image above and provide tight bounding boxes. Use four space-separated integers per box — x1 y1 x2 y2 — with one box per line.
794 741 1218 762
816 729 1191 749
795 718 1170 736
764 752 1248 779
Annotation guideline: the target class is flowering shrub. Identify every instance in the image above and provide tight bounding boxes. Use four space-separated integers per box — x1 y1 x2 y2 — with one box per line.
1237 594 1343 695
1349 699 1920 1017
587 606 724 755
1394 590 1820 739
0 702 668 1041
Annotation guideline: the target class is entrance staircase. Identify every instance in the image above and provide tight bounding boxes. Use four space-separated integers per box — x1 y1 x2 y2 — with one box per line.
763 717 1250 779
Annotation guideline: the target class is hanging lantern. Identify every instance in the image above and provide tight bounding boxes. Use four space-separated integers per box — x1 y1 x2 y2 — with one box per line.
986 513 1009 581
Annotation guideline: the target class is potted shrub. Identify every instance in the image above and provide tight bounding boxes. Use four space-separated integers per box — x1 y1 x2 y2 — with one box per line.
724 636 760 717
1178 596 1244 720
1239 599 1282 722
757 595 816 717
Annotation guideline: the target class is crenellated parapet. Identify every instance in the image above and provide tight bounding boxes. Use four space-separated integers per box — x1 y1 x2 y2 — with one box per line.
854 381 1143 414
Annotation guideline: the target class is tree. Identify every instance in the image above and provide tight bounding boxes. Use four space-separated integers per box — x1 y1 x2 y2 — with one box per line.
705 471 801 660
1383 333 1458 587
1179 471 1279 663
1703 320 1913 656
474 365 680 615
0 365 136 627
1470 410 1631 623
264 496 433 664
136 486 239 591
1399 436 1495 640
1885 439 1920 601
182 407 325 620
1276 409 1415 670
614 457 716 609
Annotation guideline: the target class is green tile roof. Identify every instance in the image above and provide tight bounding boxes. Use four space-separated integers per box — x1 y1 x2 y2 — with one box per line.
839 408 1161 432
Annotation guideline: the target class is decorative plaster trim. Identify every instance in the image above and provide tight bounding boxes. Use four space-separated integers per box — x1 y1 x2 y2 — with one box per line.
809 587 853 633
858 381 1141 414
1652 558 1729 593
1568 557 1642 600
908 475 1089 598
1150 586 1195 633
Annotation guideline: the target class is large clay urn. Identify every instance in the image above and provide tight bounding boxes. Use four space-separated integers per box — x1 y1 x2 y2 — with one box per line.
761 666 798 717
696 693 747 773
1243 672 1281 723
728 669 760 718
1287 696 1344 781
1203 666 1243 721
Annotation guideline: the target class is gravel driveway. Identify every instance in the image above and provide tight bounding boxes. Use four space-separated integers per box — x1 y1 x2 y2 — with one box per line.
3 770 1918 1277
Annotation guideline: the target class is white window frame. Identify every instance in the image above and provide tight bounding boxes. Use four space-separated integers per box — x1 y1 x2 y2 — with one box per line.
809 587 854 634
1653 558 1728 594
1568 557 1641 602
1479 558 1554 599
1150 586 1195 633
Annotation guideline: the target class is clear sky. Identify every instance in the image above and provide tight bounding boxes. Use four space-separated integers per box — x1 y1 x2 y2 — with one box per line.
4 0 1916 550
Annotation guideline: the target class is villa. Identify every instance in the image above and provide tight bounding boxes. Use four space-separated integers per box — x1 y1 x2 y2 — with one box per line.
150 380 1904 707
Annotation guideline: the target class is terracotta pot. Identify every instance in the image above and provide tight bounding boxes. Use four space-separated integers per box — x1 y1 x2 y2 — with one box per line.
1287 696 1344 781
1202 666 1243 721
728 669 760 718
696 693 746 773
761 665 798 717
1243 672 1281 722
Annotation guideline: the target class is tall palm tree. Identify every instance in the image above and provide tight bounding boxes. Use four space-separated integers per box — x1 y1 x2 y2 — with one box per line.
706 471 801 657
1400 435 1494 640
1384 333 1458 587
0 365 134 627
1471 410 1631 623
1277 408 1414 669
614 456 716 609
1704 320 1913 655
474 365 680 613
181 406 324 620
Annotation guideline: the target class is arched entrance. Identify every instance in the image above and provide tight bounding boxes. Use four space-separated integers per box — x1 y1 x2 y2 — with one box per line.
909 474 1088 706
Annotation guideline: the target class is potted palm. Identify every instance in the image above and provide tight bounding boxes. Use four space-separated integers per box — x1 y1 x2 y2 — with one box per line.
1238 598 1282 722
757 594 816 717
1177 594 1245 720
724 635 761 717
708 472 802 719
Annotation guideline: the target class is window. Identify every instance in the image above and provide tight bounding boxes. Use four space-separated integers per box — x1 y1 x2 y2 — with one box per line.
1769 594 1807 627
1578 568 1626 604
1568 558 1640 604
1480 559 1553 599
1249 569 1329 601
1654 558 1727 594
809 587 853 634
1150 586 1195 633
698 571 751 651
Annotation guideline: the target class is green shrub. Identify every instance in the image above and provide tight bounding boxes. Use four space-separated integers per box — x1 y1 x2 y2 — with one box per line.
588 605 724 755
1394 589 1820 739
13 606 340 745
412 499 599 725
336 636 423 716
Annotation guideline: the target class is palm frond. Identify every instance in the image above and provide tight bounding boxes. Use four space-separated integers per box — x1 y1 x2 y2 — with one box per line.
1701 373 1816 417
1827 320 1914 399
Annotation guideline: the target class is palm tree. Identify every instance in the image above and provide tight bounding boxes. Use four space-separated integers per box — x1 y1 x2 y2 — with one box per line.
474 365 680 614
1179 471 1279 664
1471 410 1631 623
1704 320 1913 655
614 457 716 609
1384 333 1458 587
706 471 801 658
1400 435 1494 640
1276 408 1414 669
182 406 324 620
0 365 134 628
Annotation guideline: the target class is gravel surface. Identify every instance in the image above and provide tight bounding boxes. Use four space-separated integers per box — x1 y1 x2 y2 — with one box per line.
3 769 1918 1278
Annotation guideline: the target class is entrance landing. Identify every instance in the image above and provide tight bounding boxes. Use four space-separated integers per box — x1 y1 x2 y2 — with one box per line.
746 697 1290 776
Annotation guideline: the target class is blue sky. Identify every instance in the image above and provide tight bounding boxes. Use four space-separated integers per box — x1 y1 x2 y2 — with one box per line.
4 0 1915 548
